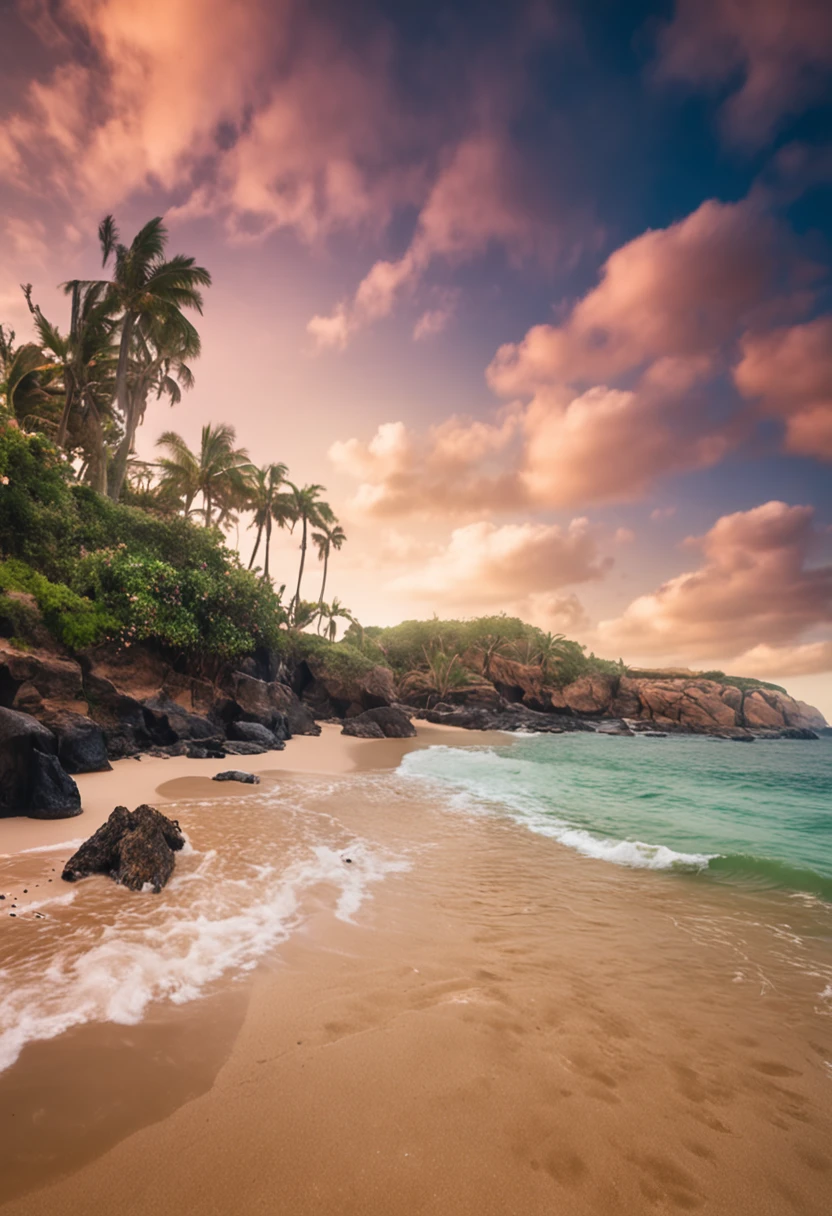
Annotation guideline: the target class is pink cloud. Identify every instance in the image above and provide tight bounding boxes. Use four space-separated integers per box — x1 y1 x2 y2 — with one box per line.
307 132 570 348
487 198 800 395
388 519 610 605
597 501 832 672
656 0 832 146
1 0 420 249
331 194 823 514
734 318 832 458
329 413 526 517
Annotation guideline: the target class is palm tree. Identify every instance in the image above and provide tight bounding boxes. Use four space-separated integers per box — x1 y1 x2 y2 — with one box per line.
98 215 211 501
156 424 249 526
280 482 332 616
0 324 62 429
322 597 354 641
535 632 570 680
312 519 346 631
21 281 119 490
402 645 473 706
243 462 289 582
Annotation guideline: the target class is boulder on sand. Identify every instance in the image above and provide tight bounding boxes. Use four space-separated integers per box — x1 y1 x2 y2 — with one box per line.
212 770 260 784
227 720 283 749
0 705 81 819
62 805 185 893
44 709 111 774
341 706 417 739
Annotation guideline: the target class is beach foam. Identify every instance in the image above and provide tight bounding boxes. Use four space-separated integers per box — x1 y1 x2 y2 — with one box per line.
0 826 408 1074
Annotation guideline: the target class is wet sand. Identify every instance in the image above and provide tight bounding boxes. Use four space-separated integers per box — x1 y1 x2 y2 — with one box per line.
0 722 476 859
1 726 831 1214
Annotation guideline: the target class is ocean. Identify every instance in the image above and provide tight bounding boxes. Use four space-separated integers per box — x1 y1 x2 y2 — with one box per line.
401 733 832 902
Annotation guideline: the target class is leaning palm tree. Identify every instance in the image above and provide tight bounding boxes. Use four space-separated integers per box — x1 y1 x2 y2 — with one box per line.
243 462 289 581
279 482 332 615
0 324 62 429
312 520 346 631
156 423 249 526
98 214 211 501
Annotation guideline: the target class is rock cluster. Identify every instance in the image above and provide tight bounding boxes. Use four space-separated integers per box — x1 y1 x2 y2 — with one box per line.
62 805 185 893
480 658 825 737
341 705 417 738
0 641 324 818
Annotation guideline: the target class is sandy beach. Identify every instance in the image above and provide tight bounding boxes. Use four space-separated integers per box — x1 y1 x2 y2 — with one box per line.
1 725 831 1215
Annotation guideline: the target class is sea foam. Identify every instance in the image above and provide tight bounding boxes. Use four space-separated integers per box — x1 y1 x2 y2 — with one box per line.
0 835 408 1075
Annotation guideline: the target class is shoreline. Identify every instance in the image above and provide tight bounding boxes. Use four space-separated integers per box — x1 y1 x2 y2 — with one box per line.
0 721 489 860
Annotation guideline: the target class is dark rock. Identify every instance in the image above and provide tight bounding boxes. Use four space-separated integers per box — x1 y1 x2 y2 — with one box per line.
776 727 819 740
186 744 226 759
227 720 279 748
223 740 270 756
142 695 222 745
730 734 755 742
212 770 260 784
342 706 417 739
300 660 396 717
62 804 185 893
27 752 82 819
0 706 80 818
0 705 56 816
640 731 669 738
45 710 111 773
421 702 591 734
221 672 320 737
341 717 385 739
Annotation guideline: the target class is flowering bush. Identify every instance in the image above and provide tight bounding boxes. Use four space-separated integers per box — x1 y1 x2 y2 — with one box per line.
77 548 286 659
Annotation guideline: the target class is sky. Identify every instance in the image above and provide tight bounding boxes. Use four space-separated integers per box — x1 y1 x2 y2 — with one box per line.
1 0 831 716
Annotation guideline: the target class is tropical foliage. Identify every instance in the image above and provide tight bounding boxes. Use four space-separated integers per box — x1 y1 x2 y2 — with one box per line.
1 213 353 639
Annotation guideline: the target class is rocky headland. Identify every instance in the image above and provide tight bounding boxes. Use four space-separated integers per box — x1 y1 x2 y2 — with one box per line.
0 636 826 820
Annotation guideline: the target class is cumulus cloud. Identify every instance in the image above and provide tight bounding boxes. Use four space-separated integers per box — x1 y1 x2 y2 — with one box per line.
388 518 611 605
597 501 832 673
329 413 526 516
734 317 832 458
487 198 802 395
731 641 832 679
332 194 827 515
656 0 832 146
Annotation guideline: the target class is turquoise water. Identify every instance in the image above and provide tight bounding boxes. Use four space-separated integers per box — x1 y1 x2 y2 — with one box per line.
400 734 832 901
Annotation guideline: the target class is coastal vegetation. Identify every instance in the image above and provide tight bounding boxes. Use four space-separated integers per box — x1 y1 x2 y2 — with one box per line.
0 212 789 700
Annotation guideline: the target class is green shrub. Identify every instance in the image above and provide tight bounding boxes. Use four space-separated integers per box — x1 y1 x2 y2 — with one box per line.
285 632 376 680
77 547 285 660
0 558 116 649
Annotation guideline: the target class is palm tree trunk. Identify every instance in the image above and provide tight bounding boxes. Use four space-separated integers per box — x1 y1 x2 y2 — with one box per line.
107 311 136 501
56 281 81 449
264 515 272 581
316 547 329 633
248 524 264 570
293 514 308 611
204 490 212 528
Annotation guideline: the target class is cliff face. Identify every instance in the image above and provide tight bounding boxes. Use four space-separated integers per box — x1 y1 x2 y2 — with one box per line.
484 657 826 735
